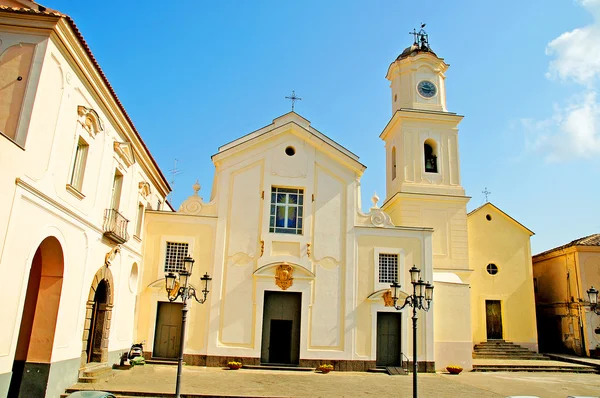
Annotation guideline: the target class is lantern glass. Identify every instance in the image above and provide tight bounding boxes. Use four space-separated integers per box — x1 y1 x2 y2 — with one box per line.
165 272 177 292
409 266 420 284
416 279 425 298
183 256 195 275
390 281 401 300
179 271 190 288
425 283 434 301
201 272 212 294
588 286 599 305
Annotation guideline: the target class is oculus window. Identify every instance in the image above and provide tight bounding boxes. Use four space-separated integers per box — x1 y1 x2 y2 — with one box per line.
486 263 499 275
269 187 304 234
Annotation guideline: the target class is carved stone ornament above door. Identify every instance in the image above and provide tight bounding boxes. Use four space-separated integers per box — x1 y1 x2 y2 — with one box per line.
275 263 294 290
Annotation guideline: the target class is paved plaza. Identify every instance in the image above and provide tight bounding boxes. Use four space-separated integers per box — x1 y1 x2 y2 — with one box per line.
69 364 600 398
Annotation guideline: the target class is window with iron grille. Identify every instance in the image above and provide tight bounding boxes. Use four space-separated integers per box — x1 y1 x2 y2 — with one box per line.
379 253 398 283
269 187 304 234
164 242 189 273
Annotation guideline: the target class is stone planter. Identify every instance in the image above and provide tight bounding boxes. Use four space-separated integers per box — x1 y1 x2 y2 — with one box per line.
446 366 463 374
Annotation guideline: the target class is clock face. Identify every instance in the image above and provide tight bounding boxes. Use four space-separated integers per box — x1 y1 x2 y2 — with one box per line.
417 80 437 98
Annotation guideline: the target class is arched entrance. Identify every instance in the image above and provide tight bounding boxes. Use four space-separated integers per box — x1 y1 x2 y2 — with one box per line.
81 266 114 365
9 236 64 397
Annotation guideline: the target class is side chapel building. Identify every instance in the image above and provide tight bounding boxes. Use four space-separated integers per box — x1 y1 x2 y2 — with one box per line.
0 2 539 396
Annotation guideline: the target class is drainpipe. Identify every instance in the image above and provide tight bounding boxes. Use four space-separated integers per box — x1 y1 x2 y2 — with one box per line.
573 251 587 356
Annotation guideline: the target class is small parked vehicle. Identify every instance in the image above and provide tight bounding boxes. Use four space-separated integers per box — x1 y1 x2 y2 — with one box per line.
128 340 145 360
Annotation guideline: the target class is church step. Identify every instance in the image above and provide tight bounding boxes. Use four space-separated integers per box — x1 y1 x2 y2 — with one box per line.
367 367 389 373
243 364 314 371
145 358 181 365
472 365 597 373
473 354 549 360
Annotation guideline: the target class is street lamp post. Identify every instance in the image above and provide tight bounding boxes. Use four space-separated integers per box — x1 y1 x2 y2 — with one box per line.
165 255 211 398
587 286 599 315
390 265 434 398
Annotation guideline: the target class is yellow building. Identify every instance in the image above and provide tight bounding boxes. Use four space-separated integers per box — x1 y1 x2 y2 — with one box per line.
532 234 600 357
468 203 538 351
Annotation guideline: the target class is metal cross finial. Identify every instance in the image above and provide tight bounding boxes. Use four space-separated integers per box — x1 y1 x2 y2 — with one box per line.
482 187 491 202
286 90 302 112
409 28 418 44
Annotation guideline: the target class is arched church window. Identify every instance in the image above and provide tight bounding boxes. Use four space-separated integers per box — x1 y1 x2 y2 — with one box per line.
391 146 397 180
424 140 438 173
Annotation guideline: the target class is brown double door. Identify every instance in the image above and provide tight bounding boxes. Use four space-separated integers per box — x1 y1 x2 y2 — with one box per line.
486 300 503 340
153 302 183 359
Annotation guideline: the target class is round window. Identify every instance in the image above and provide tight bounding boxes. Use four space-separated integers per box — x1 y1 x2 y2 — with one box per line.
486 214 492 221
285 146 295 156
486 263 498 275
129 263 139 293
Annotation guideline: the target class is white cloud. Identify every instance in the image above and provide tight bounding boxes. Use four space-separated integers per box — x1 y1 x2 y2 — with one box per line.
546 25 600 85
524 92 600 161
525 0 600 161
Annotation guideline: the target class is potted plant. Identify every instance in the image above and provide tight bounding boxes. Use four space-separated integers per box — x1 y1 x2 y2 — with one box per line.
446 365 463 375
227 361 242 370
317 364 334 374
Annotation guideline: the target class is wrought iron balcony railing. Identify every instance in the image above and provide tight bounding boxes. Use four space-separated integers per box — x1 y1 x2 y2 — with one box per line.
103 208 129 244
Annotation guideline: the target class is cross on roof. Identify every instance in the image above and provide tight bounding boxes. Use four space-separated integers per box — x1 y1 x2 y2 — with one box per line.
482 187 491 202
285 90 302 112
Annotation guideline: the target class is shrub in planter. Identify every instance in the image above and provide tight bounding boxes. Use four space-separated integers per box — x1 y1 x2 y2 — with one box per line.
317 364 334 374
227 361 242 370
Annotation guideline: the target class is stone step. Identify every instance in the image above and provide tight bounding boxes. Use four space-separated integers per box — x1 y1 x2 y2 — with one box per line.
145 358 180 365
472 365 598 373
243 364 314 371
474 348 537 354
367 367 389 373
473 352 547 356
472 355 549 360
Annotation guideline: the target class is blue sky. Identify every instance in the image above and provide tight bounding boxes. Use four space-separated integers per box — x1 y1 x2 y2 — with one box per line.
48 0 599 254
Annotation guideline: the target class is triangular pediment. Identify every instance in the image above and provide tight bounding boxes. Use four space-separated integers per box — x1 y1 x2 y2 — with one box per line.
468 202 534 236
213 112 366 173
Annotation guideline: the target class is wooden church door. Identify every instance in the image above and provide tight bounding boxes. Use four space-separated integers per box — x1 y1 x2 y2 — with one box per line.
485 300 503 340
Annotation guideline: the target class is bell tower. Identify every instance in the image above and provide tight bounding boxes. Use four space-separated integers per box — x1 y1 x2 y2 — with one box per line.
381 27 470 272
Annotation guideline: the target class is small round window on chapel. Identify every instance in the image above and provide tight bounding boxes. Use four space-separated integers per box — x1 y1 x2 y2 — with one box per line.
285 146 296 156
486 263 499 275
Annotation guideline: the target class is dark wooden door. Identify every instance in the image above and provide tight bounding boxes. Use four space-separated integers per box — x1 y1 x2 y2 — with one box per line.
376 312 401 366
261 291 301 365
153 302 183 359
486 300 503 340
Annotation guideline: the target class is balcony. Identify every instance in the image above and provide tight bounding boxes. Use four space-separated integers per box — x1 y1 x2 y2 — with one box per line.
103 208 129 244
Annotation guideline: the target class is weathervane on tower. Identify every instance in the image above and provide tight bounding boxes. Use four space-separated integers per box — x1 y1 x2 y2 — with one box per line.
285 90 302 112
409 23 430 50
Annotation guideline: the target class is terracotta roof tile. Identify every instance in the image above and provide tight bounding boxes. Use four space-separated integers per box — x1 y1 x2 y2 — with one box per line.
534 233 600 258
0 2 171 193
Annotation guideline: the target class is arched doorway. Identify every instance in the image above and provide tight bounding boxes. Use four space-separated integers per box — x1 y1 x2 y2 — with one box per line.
9 236 64 397
81 266 114 366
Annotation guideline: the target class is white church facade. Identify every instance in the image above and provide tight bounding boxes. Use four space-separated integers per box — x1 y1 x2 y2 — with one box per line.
137 36 474 372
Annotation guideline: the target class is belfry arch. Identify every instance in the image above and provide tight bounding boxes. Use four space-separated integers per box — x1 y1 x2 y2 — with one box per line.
81 265 114 365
